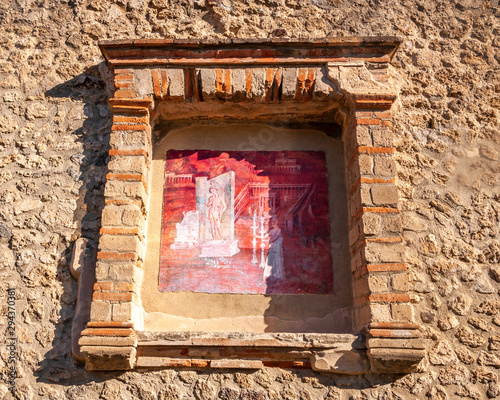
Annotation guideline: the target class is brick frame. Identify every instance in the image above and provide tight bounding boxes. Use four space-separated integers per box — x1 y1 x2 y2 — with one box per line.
77 38 425 373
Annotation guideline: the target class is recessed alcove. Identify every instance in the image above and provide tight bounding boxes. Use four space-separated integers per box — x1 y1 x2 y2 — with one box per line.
142 121 352 334
77 38 425 374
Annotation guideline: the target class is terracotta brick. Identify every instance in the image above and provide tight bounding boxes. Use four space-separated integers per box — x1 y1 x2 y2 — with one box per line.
93 282 113 291
111 124 149 132
369 293 411 303
369 322 419 330
366 237 403 243
152 69 161 98
367 263 407 272
363 207 400 214
114 89 136 98
87 321 133 328
109 149 148 157
360 177 395 184
81 328 135 337
92 292 134 302
100 227 140 235
97 252 138 261
357 118 381 125
381 120 392 127
115 74 133 81
113 116 149 124
358 146 394 154
114 282 134 292
115 81 133 89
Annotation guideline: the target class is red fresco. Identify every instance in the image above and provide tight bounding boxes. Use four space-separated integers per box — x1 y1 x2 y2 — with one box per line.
159 150 333 294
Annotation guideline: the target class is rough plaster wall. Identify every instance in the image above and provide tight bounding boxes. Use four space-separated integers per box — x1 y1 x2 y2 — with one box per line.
0 0 498 398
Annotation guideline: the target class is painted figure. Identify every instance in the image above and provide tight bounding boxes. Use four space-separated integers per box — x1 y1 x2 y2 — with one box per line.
207 185 226 240
264 218 284 280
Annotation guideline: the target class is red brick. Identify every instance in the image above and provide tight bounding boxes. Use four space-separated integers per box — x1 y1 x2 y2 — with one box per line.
369 293 411 303
114 89 136 98
114 282 134 292
87 321 134 328
93 282 113 291
357 118 381 125
111 124 149 132
367 263 407 272
100 227 140 235
92 292 133 301
97 252 138 261
358 146 394 154
108 148 148 157
360 177 395 184
81 327 135 337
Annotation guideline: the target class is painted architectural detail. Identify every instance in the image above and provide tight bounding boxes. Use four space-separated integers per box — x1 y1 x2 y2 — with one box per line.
160 150 333 295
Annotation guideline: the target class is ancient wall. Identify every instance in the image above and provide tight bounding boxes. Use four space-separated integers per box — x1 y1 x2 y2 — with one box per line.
0 0 499 399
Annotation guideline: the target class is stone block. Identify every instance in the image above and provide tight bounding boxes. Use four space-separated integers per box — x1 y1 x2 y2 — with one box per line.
108 156 147 175
311 347 369 374
360 184 372 206
79 335 137 347
104 181 125 198
382 215 402 234
368 275 389 293
367 338 427 349
199 68 216 100
364 242 405 263
81 346 136 371
122 206 143 226
358 154 373 175
134 69 153 97
281 67 297 100
370 304 392 322
251 68 266 99
123 130 149 149
371 127 394 147
95 262 110 281
168 68 185 100
231 68 246 101
349 221 361 247
109 132 123 148
374 155 395 176
211 359 263 369
362 213 381 235
124 182 148 202
355 125 372 146
99 234 142 253
90 301 112 322
113 302 133 322
391 303 413 322
371 184 399 206
367 348 425 373
108 264 142 283
392 273 409 291
101 206 122 226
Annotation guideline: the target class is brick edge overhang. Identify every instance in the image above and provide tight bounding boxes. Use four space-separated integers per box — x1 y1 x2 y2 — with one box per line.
98 37 402 67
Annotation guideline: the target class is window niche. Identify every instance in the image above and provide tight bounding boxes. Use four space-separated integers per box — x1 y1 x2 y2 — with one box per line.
76 38 426 374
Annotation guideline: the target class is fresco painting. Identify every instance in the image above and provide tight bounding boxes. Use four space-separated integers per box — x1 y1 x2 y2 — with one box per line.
159 150 334 294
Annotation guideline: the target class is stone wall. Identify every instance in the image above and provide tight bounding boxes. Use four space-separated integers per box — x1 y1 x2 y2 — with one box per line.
0 0 499 399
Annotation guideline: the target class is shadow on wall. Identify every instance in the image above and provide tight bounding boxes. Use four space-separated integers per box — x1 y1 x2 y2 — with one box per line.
33 64 116 385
